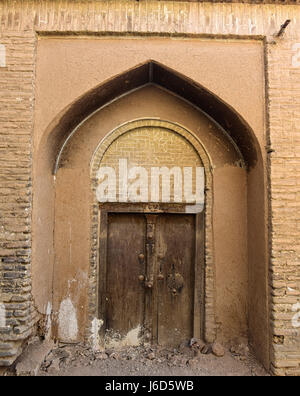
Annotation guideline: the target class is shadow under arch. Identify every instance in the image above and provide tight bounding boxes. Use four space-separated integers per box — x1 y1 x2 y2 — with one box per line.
41 60 260 174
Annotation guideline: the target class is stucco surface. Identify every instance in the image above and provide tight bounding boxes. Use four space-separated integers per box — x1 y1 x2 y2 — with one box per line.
35 37 265 148
51 86 248 346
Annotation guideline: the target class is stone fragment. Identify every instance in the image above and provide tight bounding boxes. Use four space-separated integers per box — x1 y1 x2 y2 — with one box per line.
201 344 212 355
15 339 54 376
212 342 225 357
189 338 206 357
230 343 249 357
97 352 108 360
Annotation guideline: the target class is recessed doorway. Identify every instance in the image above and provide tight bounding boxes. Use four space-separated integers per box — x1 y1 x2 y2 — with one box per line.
99 205 204 347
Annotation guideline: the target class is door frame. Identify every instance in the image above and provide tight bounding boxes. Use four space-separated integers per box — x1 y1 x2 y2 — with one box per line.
98 202 205 343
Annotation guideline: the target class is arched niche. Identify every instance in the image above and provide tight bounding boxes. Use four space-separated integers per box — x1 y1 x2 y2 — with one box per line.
32 63 269 369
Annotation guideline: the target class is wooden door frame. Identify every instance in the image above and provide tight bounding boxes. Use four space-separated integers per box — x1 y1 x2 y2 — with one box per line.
98 202 205 342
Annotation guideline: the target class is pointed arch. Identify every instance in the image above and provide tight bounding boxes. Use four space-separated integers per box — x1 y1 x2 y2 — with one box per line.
32 60 269 369
41 60 260 174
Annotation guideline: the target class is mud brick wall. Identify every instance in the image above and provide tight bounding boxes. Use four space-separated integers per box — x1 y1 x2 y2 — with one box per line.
0 0 299 375
0 30 37 365
267 39 300 376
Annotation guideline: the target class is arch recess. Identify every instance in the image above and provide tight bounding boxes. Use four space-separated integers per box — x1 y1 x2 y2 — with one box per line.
88 118 215 343
32 60 269 368
90 118 212 179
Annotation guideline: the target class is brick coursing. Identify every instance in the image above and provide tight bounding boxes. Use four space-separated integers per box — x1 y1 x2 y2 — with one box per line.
0 30 38 365
267 39 300 376
0 0 299 375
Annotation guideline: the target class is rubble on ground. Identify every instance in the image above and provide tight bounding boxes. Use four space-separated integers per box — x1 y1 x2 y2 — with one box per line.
36 338 267 376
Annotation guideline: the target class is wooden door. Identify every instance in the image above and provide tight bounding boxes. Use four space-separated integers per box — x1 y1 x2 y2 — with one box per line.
105 213 146 337
101 208 201 347
156 214 195 346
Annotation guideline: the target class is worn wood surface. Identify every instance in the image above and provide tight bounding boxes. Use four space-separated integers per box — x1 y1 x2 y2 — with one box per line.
157 214 195 346
101 205 204 346
106 213 146 337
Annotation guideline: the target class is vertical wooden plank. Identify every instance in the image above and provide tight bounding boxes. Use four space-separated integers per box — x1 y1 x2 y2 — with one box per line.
157 214 195 346
144 214 158 344
194 212 205 340
105 213 146 338
98 210 108 338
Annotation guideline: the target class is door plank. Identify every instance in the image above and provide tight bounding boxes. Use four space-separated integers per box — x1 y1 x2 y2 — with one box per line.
100 207 203 348
144 215 158 344
157 214 195 346
105 213 146 338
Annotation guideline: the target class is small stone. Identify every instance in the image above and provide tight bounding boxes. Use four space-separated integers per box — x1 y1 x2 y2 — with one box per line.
189 338 205 349
15 340 55 376
212 342 225 357
97 352 108 360
53 348 70 359
147 352 155 360
190 338 206 358
230 343 249 357
201 344 212 355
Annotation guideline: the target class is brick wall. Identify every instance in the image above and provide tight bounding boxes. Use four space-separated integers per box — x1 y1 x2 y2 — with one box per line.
268 39 300 376
0 0 299 375
0 30 37 365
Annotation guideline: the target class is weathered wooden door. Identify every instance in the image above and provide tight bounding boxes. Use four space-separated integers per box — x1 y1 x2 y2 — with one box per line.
156 214 195 346
101 209 201 347
105 213 147 338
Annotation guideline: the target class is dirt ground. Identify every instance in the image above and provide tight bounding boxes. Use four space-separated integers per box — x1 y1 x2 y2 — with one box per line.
35 341 269 377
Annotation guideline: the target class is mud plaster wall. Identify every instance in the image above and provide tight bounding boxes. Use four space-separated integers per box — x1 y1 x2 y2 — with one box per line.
33 37 265 309
33 36 266 363
34 38 265 149
0 0 299 375
54 86 248 347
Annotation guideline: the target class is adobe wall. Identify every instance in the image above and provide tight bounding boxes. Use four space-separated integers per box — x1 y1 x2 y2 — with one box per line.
53 86 247 347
